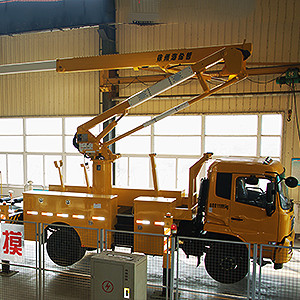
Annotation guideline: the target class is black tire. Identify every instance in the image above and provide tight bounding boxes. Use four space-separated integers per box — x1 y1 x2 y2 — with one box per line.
46 227 86 267
204 243 248 284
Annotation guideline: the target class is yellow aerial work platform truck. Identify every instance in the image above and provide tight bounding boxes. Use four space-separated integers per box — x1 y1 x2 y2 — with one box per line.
18 42 299 283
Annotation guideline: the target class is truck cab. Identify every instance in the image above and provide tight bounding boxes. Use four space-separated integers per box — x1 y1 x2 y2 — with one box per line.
204 157 295 257
180 156 297 283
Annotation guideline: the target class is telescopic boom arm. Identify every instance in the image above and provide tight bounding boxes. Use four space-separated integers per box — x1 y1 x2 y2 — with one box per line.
56 43 252 73
72 43 252 161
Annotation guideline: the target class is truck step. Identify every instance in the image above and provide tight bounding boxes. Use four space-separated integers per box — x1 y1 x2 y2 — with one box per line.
114 213 134 248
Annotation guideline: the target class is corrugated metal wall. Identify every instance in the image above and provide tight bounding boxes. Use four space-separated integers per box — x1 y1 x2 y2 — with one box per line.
116 0 299 115
0 27 100 117
115 0 300 222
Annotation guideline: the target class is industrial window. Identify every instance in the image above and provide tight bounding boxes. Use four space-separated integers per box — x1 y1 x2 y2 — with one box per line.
115 114 282 191
0 113 282 193
261 114 282 157
115 115 201 189
205 115 258 156
205 114 282 158
0 118 23 153
0 117 92 190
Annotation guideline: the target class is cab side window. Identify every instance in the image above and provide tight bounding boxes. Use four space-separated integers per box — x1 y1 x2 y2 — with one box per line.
235 177 270 208
216 172 232 200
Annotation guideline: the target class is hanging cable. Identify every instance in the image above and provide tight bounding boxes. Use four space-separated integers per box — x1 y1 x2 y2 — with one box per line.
246 71 286 84
286 90 292 122
290 83 300 142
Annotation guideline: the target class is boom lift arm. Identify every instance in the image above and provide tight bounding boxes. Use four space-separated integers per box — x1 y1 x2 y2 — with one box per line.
72 43 252 163
56 43 251 73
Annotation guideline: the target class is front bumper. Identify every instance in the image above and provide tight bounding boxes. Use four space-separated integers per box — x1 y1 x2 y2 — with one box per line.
274 230 295 264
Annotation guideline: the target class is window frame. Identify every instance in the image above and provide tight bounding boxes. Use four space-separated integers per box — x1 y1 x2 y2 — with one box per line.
235 175 271 209
0 113 283 191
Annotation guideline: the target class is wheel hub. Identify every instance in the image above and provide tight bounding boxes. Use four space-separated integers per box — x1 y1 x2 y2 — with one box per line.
220 256 238 271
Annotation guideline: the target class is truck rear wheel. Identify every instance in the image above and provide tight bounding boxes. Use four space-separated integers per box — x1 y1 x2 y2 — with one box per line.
46 227 86 266
204 244 248 284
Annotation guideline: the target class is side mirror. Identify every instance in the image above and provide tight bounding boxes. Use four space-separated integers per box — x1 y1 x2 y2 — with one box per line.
285 176 298 188
266 182 276 216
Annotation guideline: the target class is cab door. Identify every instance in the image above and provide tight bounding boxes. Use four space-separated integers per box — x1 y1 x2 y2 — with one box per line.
230 175 278 245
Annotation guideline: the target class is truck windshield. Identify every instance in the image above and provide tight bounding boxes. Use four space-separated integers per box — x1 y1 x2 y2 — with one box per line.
277 173 292 210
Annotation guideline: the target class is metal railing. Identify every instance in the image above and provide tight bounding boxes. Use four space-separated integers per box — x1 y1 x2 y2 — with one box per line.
0 222 299 300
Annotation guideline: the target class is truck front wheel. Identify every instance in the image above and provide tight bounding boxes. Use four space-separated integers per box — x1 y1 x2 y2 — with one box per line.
204 244 248 284
46 227 86 267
